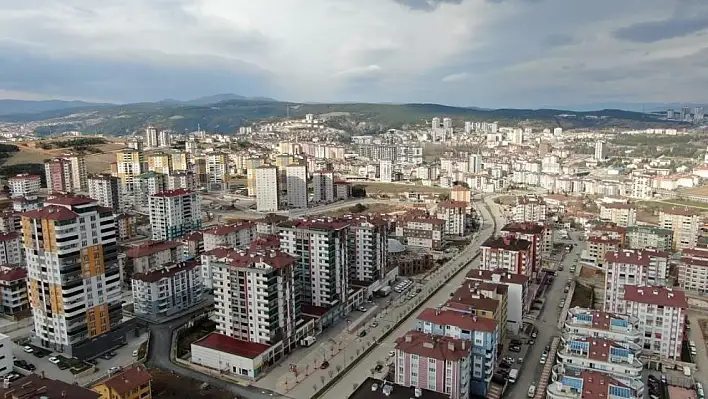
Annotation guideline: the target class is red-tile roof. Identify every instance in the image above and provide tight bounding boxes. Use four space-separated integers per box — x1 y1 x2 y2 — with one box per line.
395 330 471 362
46 195 95 206
101 365 152 396
182 231 204 241
466 268 528 284
409 218 445 225
482 236 531 251
0 267 27 281
132 261 199 283
501 222 547 235
22 205 79 221
588 236 621 245
437 201 468 209
661 208 698 217
8 174 40 181
203 247 296 270
279 218 350 231
193 333 270 359
126 240 182 258
0 231 19 241
575 370 630 398
203 222 254 236
623 285 688 308
604 249 668 266
417 307 497 333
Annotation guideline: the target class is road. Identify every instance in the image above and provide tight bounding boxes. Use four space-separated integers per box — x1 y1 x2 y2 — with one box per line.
505 233 581 398
308 196 505 399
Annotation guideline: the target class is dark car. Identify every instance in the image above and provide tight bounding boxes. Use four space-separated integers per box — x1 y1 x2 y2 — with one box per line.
374 364 384 372
359 330 367 337
509 345 521 352
320 361 329 369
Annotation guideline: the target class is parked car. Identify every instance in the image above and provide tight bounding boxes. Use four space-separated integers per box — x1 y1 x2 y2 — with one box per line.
374 364 384 372
359 330 367 337
22 346 33 353
320 361 330 369
48 356 61 365
509 345 521 352
531 331 538 338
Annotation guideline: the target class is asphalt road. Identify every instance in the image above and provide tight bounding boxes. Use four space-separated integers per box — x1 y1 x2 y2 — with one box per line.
505 234 581 398
314 196 504 399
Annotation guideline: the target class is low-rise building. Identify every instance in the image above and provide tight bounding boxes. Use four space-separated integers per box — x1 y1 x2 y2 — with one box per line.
131 261 203 321
0 267 29 316
599 203 637 227
395 218 444 250
563 308 642 344
0 231 22 266
191 333 272 380
547 370 643 399
480 236 533 276
555 337 643 382
394 330 472 399
625 225 673 252
0 374 100 398
415 308 498 397
92 365 153 399
202 221 257 251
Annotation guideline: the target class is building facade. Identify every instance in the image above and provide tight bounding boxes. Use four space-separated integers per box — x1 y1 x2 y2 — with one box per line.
88 174 122 212
255 166 279 212
131 261 203 321
659 209 700 250
148 189 202 241
480 236 533 276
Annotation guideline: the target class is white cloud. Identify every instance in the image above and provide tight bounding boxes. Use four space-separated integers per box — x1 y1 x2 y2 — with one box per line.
441 72 470 83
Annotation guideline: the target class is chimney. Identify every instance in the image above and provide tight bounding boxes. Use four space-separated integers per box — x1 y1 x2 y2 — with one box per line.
461 341 466 350
448 341 455 351
405 335 412 343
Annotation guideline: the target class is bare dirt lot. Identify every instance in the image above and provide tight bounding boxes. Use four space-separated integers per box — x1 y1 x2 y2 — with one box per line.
321 202 424 217
5 139 126 174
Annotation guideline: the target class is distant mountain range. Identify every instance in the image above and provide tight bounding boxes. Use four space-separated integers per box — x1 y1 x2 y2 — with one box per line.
0 95 690 136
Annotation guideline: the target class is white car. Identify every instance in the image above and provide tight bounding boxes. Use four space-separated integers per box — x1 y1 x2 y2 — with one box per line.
388 350 396 358
540 355 547 365
48 356 61 364
527 384 536 398
22 346 33 353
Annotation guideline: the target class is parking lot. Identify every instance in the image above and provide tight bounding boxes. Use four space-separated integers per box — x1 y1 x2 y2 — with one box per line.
12 332 148 385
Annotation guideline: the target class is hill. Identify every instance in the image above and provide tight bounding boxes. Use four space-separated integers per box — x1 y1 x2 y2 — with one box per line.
0 98 686 136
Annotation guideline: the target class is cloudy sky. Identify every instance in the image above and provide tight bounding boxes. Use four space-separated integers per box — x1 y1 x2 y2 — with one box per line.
0 0 707 108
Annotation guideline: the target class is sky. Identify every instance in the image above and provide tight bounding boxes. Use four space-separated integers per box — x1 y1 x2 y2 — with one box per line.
0 0 707 108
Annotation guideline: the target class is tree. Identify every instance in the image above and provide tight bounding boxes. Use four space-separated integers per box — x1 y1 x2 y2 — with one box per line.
349 203 368 213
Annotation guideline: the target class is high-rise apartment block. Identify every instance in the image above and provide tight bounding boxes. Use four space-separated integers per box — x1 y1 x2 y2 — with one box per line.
149 189 202 241
379 160 392 182
594 140 607 161
131 261 203 321
115 149 144 193
345 216 388 285
659 209 700 250
285 164 308 209
279 219 349 316
145 126 171 148
480 236 533 276
88 174 122 212
312 171 334 203
22 195 122 356
500 222 552 274
678 247 708 293
625 226 673 252
206 152 228 191
603 249 669 314
512 196 546 222
255 166 279 212
435 201 467 236
45 158 74 193
599 203 636 227
147 152 172 175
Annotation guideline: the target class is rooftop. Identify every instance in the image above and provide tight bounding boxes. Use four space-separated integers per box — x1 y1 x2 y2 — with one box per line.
395 330 471 362
604 249 668 266
623 285 688 308
437 200 468 209
46 194 96 206
466 268 528 285
203 221 255 236
98 365 152 396
417 307 497 333
409 218 445 226
348 377 449 399
626 225 672 236
501 222 547 234
126 240 182 258
0 267 27 281
193 332 270 359
567 308 638 332
8 174 40 181
0 231 19 241
660 208 698 217
601 202 635 210
481 236 531 251
151 188 195 198
22 205 79 221
279 217 350 231
132 261 199 283
0 373 100 399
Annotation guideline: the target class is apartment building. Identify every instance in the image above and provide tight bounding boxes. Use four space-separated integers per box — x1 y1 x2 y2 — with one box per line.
626 225 673 252
480 236 533 276
512 196 546 222
587 224 627 243
166 171 196 191
345 216 388 285
416 308 498 397
206 152 228 190
547 370 643 399
436 201 467 236
245 157 263 197
394 331 472 399
92 365 152 399
466 268 529 334
202 221 257 251
450 185 471 203
131 261 203 321
563 308 642 345
149 189 202 241
613 285 687 360
209 249 306 359
0 267 29 316
88 174 122 211
500 222 552 273
604 249 669 312
125 240 184 276
580 235 621 269
115 148 144 193
279 219 350 319
22 195 123 357
8 174 41 197
395 219 444 250
659 208 700 250
45 157 74 193
312 170 335 203
181 231 204 259
170 151 190 172
0 232 22 266
69 155 88 192
285 164 308 209
448 281 508 341
678 247 708 293
334 181 351 200
0 333 10 376
555 337 643 383
255 166 279 212
599 203 637 227
135 172 167 209
147 152 172 175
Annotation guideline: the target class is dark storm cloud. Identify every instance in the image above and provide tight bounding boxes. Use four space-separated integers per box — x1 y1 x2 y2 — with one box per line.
613 15 708 43
392 0 462 11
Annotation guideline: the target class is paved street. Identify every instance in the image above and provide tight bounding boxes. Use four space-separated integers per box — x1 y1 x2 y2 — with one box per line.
308 196 504 399
505 235 580 398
